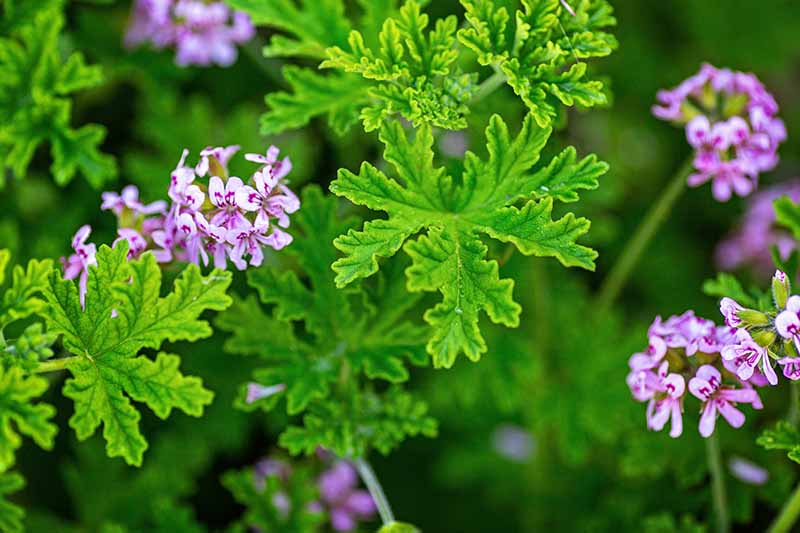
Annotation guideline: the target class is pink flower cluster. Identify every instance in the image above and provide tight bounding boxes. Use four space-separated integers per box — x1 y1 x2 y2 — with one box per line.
250 456 376 532
627 311 764 439
124 0 255 67
652 64 786 202
61 145 299 304
716 180 800 277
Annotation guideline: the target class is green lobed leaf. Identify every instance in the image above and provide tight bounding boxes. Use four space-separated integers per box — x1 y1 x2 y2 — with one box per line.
41 244 230 465
0 255 53 330
320 1 475 131
217 186 432 456
0 5 115 187
458 0 617 126
0 366 57 471
775 195 800 241
279 387 437 457
260 67 370 135
226 0 352 58
331 114 603 366
0 472 24 533
757 421 800 464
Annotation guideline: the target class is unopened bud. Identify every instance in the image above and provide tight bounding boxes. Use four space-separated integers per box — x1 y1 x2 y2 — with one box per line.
751 329 776 348
772 270 791 309
738 309 770 326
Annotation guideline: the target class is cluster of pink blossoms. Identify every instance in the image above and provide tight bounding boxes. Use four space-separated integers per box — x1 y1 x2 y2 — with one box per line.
652 63 786 202
627 311 763 439
252 456 376 532
716 180 800 278
628 270 800 438
125 0 254 67
61 145 298 304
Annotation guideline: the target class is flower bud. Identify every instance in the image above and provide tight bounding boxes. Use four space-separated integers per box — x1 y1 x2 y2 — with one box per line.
772 269 791 309
737 309 770 327
751 329 776 348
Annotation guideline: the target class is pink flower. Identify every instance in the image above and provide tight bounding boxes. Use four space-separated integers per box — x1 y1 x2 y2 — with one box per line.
169 150 205 212
195 145 240 177
644 362 686 438
778 357 800 380
125 0 254 68
653 63 786 202
689 365 762 437
208 176 248 229
720 329 777 385
776 295 800 353
60 225 97 308
101 185 166 216
114 228 148 260
720 297 744 327
628 335 667 371
318 462 376 532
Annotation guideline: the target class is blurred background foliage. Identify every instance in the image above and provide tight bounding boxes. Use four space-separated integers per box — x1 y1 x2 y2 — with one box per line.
2 0 800 531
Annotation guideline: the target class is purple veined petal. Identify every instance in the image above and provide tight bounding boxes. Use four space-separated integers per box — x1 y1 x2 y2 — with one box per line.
78 270 89 309
687 171 712 188
736 361 756 382
253 167 277 197
696 365 721 388
727 116 750 146
779 358 800 380
234 185 262 211
669 400 683 438
689 377 715 402
209 176 226 207
720 343 740 361
663 373 685 398
224 176 244 202
717 400 746 429
628 353 656 371
263 227 293 250
244 153 269 164
177 212 197 235
775 309 800 338
184 184 205 211
719 297 743 327
698 401 718 438
273 156 293 181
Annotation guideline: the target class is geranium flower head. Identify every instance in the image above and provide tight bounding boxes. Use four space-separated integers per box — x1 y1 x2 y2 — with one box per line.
653 64 785 202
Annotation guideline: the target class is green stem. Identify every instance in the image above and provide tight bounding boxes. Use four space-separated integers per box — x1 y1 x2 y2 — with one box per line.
769 482 800 533
354 457 395 525
790 382 800 427
706 433 730 533
33 357 75 374
596 156 694 312
470 69 507 105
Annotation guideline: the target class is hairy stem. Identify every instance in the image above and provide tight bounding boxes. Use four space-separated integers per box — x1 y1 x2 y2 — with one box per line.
33 357 75 373
470 69 507 105
595 156 694 311
354 457 395 525
706 433 730 533
769 482 800 533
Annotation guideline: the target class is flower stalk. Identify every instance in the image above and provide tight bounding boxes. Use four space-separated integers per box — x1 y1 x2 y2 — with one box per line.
769 482 800 533
354 457 395 526
596 156 694 311
706 432 730 533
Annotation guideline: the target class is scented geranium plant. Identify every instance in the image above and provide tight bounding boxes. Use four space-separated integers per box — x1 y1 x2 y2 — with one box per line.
3 0 800 532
